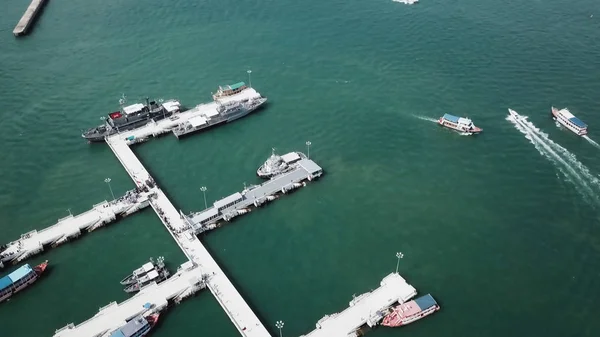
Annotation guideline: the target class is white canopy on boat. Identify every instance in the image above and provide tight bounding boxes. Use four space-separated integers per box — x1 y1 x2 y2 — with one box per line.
188 116 207 128
142 262 154 272
122 103 145 115
281 152 301 164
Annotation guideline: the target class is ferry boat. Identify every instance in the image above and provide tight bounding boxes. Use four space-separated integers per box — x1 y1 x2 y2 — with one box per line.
551 107 588 136
213 82 249 100
120 257 165 286
0 260 48 303
381 294 440 327
108 312 160 337
438 114 482 135
256 149 305 179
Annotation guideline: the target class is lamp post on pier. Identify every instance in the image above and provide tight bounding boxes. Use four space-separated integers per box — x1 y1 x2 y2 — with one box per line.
247 70 252 88
200 186 208 209
395 252 404 274
306 141 311 159
104 178 115 200
275 320 284 337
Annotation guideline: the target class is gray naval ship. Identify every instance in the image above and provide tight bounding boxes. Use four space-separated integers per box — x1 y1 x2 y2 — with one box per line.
82 95 182 142
257 149 307 178
172 95 267 138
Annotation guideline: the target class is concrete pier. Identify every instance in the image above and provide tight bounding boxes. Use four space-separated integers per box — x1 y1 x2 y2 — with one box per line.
54 261 206 337
187 155 323 234
0 190 151 266
13 0 48 37
102 130 272 337
300 273 417 337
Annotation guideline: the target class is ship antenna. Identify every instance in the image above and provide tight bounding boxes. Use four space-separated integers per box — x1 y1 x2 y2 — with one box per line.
146 97 150 107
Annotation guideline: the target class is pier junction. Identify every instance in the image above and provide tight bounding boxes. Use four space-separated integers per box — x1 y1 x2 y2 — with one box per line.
2 86 425 337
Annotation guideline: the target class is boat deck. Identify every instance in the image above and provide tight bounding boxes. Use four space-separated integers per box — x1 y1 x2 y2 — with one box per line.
102 134 272 337
54 262 205 337
300 273 417 337
112 88 262 144
188 158 323 233
0 191 151 266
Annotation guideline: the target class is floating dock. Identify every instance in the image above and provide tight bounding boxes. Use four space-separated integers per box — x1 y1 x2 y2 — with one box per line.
0 190 150 266
99 132 272 337
300 273 417 337
187 155 323 234
13 0 48 37
54 261 206 337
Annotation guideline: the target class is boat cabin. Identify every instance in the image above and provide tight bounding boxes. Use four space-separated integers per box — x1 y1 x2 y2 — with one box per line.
554 108 587 135
213 82 248 100
439 113 479 132
133 262 155 277
281 152 302 165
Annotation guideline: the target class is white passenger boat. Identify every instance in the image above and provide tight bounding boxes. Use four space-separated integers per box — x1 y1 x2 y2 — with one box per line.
551 107 587 136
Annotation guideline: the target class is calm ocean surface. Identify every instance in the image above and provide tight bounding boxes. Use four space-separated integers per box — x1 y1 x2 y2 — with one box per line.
1 0 600 336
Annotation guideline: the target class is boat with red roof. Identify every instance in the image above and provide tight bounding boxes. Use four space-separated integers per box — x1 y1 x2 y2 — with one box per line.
438 114 482 135
0 260 48 303
381 293 440 327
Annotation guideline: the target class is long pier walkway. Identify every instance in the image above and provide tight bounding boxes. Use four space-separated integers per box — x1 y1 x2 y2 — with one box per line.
105 134 272 337
0 191 150 267
54 261 205 337
13 0 48 36
301 273 417 337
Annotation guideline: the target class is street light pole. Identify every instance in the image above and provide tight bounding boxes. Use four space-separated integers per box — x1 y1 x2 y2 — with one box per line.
395 252 404 274
247 70 252 88
104 178 115 200
275 320 284 337
306 141 311 159
200 186 207 209
67 208 72 216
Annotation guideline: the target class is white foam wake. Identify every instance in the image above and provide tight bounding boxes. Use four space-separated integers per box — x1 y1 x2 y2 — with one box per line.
583 135 600 150
507 111 600 206
414 115 438 123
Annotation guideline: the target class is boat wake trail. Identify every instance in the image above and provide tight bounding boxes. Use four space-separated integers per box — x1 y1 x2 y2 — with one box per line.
583 135 600 150
414 115 438 123
507 110 600 206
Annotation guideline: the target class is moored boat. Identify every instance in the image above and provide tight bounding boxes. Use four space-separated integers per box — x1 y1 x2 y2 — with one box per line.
438 114 482 135
551 107 588 136
0 260 48 303
381 294 440 327
108 312 160 337
172 96 267 139
256 149 305 179
120 259 158 286
122 257 169 293
82 96 182 142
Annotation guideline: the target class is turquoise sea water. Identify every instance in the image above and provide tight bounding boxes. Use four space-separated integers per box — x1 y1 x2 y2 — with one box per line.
1 0 600 336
